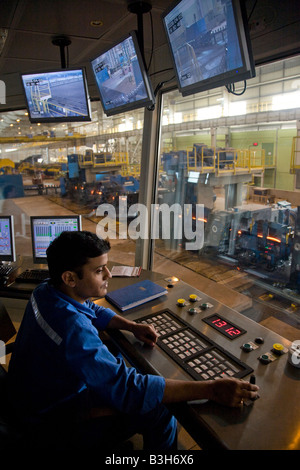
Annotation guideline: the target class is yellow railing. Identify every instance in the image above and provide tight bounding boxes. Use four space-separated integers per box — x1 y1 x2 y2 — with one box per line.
291 136 300 173
93 152 114 167
187 146 215 172
215 149 238 175
185 146 272 174
121 164 140 177
112 152 129 166
78 151 129 168
236 149 266 169
78 154 93 167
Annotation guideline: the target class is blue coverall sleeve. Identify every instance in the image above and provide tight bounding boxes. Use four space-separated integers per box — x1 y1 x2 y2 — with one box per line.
86 300 116 330
64 315 165 415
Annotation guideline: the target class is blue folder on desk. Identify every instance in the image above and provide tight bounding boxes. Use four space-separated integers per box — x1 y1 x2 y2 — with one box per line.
105 280 167 311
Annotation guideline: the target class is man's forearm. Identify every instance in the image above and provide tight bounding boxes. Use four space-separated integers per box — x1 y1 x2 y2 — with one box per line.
163 379 213 403
107 314 135 332
163 377 259 408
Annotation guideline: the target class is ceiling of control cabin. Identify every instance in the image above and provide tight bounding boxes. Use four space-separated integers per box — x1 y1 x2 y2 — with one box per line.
0 0 299 136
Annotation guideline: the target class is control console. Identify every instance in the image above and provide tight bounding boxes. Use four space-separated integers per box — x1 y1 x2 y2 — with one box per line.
105 277 299 449
136 309 253 381
167 286 290 371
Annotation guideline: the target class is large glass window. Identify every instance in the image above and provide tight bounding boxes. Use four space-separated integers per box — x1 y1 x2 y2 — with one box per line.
0 100 144 266
1 54 300 337
153 56 300 333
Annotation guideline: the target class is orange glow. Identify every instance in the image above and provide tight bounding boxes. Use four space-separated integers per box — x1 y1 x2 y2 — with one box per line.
192 216 207 222
267 236 281 243
256 234 281 243
287 426 300 450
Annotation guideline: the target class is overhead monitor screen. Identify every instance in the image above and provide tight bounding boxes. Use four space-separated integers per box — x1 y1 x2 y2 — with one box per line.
0 216 16 262
21 68 91 123
91 31 155 116
162 0 255 96
30 215 82 264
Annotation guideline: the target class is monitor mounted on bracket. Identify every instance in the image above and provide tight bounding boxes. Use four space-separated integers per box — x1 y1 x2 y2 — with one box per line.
90 30 155 116
21 68 92 123
162 0 255 97
0 216 16 263
30 215 82 264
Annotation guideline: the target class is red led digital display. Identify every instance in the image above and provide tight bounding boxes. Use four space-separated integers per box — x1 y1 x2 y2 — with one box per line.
202 314 246 339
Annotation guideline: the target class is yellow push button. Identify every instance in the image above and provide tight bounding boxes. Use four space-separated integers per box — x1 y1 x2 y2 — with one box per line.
177 298 185 306
189 294 198 302
272 343 284 355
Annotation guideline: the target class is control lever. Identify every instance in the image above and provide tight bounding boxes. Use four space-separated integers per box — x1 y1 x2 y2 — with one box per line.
243 374 259 406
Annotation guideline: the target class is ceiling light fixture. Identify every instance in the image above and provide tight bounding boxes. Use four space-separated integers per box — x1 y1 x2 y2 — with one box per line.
90 20 103 27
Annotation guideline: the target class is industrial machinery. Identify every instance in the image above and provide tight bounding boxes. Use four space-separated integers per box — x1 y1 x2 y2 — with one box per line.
202 203 300 291
162 144 236 172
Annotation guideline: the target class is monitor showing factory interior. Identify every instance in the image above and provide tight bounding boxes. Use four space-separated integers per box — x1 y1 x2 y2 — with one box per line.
91 30 155 116
30 215 82 264
0 216 16 263
162 0 255 96
21 68 92 123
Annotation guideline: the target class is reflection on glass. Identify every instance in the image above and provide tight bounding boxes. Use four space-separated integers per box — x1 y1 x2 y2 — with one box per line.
154 57 300 316
0 102 143 266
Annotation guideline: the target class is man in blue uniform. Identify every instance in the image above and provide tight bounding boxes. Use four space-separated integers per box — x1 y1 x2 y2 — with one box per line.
7 230 258 451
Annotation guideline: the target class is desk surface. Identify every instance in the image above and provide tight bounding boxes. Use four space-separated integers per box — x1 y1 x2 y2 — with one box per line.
0 258 163 300
95 276 300 451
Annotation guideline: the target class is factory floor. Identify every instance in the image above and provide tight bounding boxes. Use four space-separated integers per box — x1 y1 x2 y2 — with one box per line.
2 194 300 451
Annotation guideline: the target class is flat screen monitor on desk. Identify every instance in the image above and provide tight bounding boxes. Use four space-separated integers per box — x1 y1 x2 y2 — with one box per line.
0 216 16 263
30 215 82 264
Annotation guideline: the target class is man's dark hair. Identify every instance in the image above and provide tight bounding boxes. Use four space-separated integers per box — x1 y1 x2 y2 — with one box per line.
46 230 110 287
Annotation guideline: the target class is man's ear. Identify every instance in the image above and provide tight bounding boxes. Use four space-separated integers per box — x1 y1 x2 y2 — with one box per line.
61 271 77 287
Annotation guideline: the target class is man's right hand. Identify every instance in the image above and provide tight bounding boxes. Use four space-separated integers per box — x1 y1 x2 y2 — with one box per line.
209 377 259 407
163 376 259 407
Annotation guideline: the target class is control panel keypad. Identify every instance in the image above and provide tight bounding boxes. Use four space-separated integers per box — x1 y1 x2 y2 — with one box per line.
137 310 253 381
187 348 240 380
